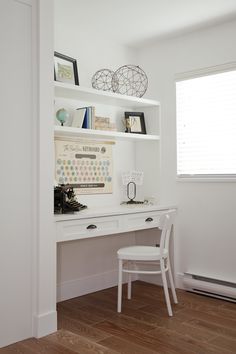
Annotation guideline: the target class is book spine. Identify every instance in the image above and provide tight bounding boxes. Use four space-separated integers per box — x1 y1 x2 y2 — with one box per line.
91 106 95 129
82 109 88 128
88 107 91 129
81 106 95 129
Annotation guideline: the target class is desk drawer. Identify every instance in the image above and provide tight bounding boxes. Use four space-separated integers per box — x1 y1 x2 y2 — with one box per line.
56 215 122 242
125 211 162 232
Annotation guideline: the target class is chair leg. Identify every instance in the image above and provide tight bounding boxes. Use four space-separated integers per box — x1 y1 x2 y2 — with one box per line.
127 266 132 300
160 259 173 316
167 258 178 304
117 259 123 313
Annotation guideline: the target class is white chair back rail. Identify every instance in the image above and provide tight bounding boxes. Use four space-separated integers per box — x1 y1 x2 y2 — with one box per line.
160 210 175 256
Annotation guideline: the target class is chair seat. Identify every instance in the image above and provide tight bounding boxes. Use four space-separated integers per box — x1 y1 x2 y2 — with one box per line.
117 245 168 261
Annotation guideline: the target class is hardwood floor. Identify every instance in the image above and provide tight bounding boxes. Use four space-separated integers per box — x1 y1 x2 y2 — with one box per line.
1 281 236 353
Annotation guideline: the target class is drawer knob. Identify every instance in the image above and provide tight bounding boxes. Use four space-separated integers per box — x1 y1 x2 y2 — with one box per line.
145 217 153 222
87 224 97 230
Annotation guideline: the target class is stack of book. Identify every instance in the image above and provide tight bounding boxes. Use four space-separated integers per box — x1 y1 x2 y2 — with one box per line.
71 106 117 131
71 106 95 129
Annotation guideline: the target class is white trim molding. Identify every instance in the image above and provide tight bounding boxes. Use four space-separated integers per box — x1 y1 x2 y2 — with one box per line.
176 177 236 183
32 0 56 339
14 0 32 6
33 311 57 339
175 61 236 82
57 269 119 302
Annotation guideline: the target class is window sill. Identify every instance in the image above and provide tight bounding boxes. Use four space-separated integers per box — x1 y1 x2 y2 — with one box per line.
176 177 236 183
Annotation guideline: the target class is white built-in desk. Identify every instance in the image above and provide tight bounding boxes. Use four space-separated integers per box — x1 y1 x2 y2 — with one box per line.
55 204 176 243
55 204 177 302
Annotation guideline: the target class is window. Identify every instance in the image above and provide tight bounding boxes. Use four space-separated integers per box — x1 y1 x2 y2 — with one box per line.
176 66 236 178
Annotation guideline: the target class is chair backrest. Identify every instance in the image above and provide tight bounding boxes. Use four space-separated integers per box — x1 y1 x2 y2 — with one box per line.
159 211 176 254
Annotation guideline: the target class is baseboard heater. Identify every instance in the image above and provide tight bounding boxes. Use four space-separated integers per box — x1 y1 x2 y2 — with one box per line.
183 273 236 302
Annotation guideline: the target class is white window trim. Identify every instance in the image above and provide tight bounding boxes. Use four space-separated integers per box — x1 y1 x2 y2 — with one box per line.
176 177 236 183
176 62 236 182
175 61 236 82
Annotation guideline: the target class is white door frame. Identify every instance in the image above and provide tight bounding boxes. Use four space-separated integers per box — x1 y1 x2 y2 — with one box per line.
32 0 56 338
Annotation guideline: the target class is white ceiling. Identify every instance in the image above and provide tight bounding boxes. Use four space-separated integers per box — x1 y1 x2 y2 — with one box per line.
57 0 236 47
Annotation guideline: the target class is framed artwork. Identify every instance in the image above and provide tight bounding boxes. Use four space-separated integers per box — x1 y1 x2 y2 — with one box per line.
124 112 146 134
54 138 113 195
54 52 79 85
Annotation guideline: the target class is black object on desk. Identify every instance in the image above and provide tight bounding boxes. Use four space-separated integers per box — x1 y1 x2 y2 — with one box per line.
125 181 144 205
54 184 87 214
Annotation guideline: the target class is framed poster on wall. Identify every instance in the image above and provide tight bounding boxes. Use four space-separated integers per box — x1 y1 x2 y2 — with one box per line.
55 138 114 194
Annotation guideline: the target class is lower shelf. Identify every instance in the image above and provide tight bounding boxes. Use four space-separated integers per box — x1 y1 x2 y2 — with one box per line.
54 126 160 142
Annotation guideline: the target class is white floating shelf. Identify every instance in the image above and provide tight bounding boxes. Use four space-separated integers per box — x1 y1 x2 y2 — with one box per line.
54 126 160 142
54 82 160 108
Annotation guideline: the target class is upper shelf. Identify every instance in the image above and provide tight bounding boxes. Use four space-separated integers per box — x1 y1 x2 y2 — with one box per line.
54 82 160 108
54 126 160 142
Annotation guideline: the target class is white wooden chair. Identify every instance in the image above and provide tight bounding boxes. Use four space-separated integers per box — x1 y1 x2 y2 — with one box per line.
117 212 178 316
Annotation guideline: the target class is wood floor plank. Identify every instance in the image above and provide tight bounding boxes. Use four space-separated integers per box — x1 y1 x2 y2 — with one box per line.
185 318 236 340
173 308 236 329
83 290 147 311
98 335 158 354
70 294 117 311
173 294 236 317
110 281 168 308
1 281 236 354
46 330 119 354
147 326 231 354
96 312 156 333
220 301 236 312
58 298 91 310
94 320 194 354
147 317 217 342
12 337 78 354
0 343 35 354
121 305 180 325
208 335 236 353
130 281 164 295
62 301 156 333
58 313 112 342
195 303 236 321
62 302 116 321
58 302 105 325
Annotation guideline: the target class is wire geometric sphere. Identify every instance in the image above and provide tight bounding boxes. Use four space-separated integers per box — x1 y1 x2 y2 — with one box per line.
112 65 148 98
91 69 116 92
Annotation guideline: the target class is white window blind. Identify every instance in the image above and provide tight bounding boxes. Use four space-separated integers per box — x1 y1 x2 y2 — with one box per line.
176 68 236 177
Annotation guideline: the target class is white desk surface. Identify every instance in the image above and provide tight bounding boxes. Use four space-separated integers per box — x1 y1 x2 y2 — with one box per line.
54 204 176 222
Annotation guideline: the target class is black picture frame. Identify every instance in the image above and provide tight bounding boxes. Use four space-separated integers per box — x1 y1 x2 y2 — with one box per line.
54 52 79 85
124 112 146 134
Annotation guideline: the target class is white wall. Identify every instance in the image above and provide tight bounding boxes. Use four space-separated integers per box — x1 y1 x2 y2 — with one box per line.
54 0 137 87
0 0 33 347
137 19 236 286
54 0 141 300
0 0 55 347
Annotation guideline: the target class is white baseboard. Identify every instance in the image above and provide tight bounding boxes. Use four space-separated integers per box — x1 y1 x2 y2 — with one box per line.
58 270 178 303
33 310 57 338
57 269 120 302
176 272 185 289
138 274 162 286
138 272 185 289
